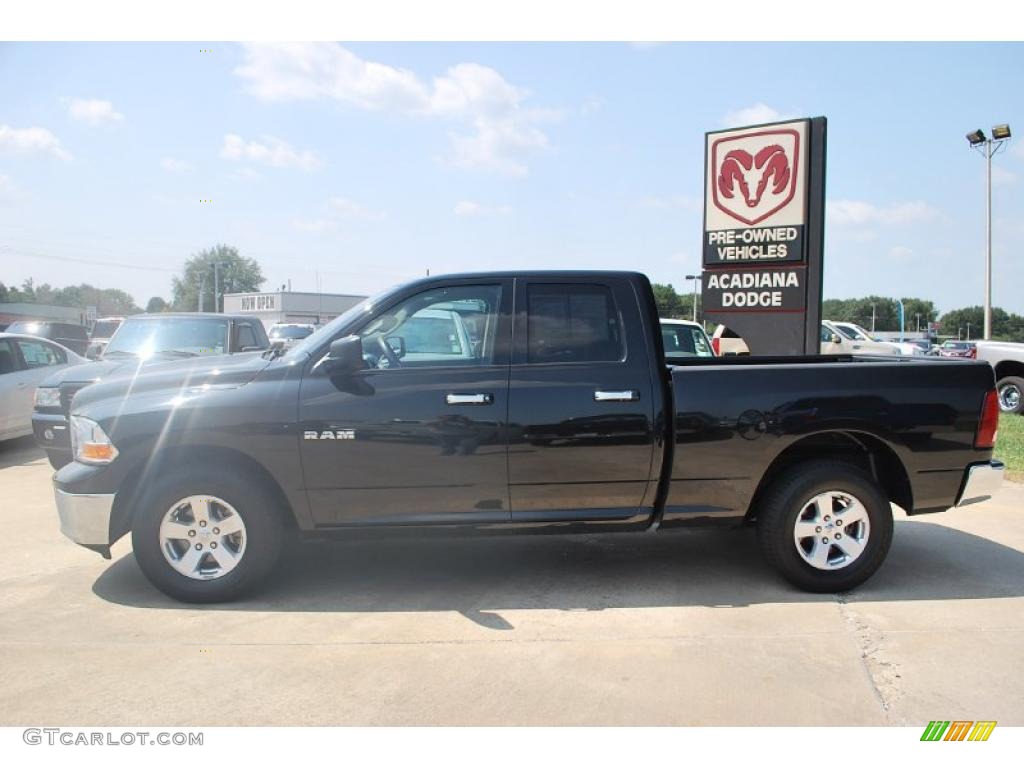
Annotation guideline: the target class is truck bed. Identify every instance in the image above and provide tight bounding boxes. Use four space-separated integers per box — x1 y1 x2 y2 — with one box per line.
662 356 994 523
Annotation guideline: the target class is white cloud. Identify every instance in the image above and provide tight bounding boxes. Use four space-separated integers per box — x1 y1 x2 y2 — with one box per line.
635 195 701 213
888 245 914 260
827 199 937 225
291 217 335 233
220 133 319 171
68 98 123 125
234 43 558 176
0 124 71 160
160 157 193 174
992 165 1017 186
328 196 386 221
722 103 792 128
0 174 23 205
454 200 512 217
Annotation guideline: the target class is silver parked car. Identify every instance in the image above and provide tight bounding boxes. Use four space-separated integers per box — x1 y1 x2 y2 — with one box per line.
0 333 87 441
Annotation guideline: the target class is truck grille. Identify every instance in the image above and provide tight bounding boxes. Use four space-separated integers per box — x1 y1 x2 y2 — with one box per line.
59 382 90 416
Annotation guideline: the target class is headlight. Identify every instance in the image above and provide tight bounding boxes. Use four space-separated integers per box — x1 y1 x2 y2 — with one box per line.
34 387 62 409
70 415 119 465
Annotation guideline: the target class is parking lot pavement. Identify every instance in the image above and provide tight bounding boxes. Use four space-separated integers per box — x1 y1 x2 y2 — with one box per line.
1 434 1022 727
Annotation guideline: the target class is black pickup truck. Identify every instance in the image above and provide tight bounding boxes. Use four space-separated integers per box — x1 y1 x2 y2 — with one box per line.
52 272 1004 602
33 312 270 469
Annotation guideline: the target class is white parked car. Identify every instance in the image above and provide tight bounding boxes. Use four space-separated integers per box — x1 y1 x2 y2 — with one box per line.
268 322 317 350
659 318 716 358
821 321 902 355
0 333 87 441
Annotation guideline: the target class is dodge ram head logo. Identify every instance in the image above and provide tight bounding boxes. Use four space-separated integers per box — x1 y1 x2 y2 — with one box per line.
711 129 800 226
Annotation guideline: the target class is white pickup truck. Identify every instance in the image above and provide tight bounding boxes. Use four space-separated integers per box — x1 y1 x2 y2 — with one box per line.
975 341 1024 414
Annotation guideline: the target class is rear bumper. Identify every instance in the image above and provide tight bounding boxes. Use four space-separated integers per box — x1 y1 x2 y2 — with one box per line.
955 460 1005 507
55 486 115 557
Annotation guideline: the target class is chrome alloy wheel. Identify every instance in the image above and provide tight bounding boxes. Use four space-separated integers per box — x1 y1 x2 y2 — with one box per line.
159 495 247 580
999 382 1021 412
792 491 871 571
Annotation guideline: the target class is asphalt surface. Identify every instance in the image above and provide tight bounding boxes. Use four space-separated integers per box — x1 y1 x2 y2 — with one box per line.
1 434 1022 726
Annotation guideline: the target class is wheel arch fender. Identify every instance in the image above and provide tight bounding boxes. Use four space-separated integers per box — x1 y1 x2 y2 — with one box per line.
744 429 912 522
109 443 300 542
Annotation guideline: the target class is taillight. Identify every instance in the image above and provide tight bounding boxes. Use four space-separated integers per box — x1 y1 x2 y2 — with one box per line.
975 388 999 449
711 337 721 356
969 347 977 358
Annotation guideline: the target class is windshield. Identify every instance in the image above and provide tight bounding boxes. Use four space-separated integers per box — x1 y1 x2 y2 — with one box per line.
283 287 403 360
105 317 230 358
91 320 122 338
7 321 50 336
270 325 314 340
834 323 871 341
661 324 714 357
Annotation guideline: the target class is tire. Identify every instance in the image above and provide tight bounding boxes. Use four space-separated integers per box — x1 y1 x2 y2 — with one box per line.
996 376 1024 415
46 450 72 470
131 466 283 603
756 460 894 593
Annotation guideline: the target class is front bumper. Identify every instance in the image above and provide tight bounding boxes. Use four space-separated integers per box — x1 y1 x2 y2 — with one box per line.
32 411 71 454
55 487 115 558
955 460 1005 507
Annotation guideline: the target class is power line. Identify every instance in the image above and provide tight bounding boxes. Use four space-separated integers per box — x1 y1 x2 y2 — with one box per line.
0 245 178 274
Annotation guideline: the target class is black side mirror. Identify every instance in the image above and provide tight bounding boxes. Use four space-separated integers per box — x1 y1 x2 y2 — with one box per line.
385 335 407 359
324 335 364 373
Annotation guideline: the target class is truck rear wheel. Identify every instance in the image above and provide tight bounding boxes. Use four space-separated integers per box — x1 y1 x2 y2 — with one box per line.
131 467 283 603
997 376 1024 414
756 461 893 592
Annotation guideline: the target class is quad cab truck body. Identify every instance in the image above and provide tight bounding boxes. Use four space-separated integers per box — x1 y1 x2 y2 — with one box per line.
50 272 1004 602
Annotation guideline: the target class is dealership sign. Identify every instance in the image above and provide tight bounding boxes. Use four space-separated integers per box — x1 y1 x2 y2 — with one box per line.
702 117 826 354
239 294 277 312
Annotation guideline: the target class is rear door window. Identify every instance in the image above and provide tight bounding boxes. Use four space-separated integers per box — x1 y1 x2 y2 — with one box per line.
527 284 624 364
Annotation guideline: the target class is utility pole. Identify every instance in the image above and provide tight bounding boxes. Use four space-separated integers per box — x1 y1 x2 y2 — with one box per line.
685 274 701 323
197 273 206 312
966 322 971 341
915 313 921 333
870 303 876 333
966 124 1011 340
212 262 226 313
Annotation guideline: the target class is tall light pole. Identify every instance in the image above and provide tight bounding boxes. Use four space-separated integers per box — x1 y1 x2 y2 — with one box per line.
966 124 1012 340
685 274 701 323
870 303 876 333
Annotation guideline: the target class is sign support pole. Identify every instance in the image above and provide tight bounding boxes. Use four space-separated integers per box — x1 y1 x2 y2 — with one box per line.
802 116 827 354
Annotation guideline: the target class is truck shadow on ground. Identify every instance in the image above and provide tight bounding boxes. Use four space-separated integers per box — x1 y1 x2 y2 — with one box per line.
0 436 46 470
92 517 1024 622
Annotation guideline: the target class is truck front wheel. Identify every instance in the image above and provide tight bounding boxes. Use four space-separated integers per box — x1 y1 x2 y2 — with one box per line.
756 461 893 593
131 467 283 603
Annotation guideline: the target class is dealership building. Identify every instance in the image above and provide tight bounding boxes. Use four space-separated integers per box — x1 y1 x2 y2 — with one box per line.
222 290 367 329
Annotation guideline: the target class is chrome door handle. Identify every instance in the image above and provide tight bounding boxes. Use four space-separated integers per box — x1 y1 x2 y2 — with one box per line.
594 389 639 402
445 393 493 405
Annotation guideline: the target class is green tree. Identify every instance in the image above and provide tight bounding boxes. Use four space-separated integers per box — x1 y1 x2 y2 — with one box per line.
171 244 264 312
939 306 1024 341
145 296 169 313
652 282 699 320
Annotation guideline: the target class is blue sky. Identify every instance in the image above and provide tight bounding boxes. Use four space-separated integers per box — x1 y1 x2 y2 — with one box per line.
1 42 1022 312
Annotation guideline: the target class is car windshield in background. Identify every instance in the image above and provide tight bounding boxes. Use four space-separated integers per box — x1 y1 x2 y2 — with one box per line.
833 323 870 341
104 318 230 358
91 321 121 338
7 321 49 336
270 326 314 340
662 326 714 357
